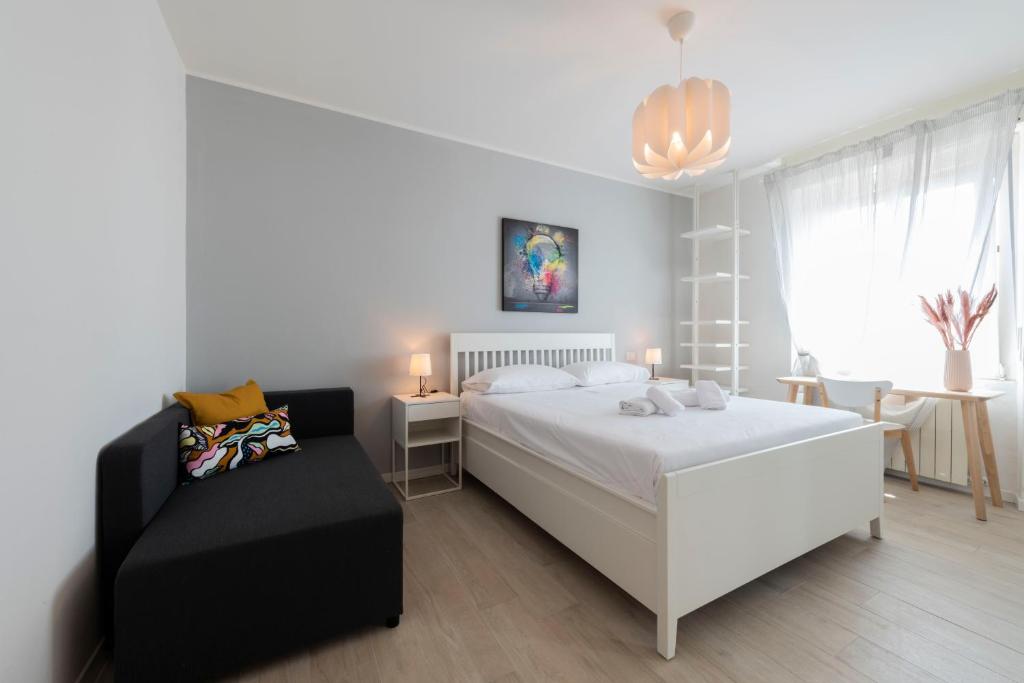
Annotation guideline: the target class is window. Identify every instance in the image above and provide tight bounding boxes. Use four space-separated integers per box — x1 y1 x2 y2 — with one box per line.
991 122 1023 380
766 99 1023 386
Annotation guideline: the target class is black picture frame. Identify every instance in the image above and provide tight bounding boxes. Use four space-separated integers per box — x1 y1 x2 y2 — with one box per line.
501 217 578 313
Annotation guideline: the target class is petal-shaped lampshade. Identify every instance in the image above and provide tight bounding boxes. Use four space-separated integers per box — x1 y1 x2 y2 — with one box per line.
632 77 731 179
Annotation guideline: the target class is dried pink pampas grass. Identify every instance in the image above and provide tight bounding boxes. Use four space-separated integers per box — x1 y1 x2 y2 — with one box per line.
918 284 997 350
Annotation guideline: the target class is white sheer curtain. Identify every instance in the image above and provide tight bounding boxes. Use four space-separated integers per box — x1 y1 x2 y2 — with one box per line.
1011 130 1024 509
765 89 1024 382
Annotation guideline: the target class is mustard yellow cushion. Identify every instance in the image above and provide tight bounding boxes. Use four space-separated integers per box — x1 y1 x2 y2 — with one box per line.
174 379 269 426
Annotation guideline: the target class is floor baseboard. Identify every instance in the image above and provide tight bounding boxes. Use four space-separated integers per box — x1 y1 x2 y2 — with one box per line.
885 468 1019 505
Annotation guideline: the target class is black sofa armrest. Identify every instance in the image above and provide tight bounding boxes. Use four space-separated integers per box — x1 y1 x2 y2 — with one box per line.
263 387 354 439
97 402 190 639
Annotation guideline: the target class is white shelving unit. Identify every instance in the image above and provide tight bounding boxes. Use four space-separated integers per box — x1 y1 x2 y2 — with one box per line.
680 225 751 241
680 342 750 348
681 171 747 395
679 319 749 326
679 272 750 284
679 364 750 372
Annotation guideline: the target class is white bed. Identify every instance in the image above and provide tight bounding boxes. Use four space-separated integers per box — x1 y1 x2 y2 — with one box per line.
451 332 885 659
462 382 864 505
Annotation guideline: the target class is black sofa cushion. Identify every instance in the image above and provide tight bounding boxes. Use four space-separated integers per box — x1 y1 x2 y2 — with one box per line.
114 434 402 681
263 387 354 439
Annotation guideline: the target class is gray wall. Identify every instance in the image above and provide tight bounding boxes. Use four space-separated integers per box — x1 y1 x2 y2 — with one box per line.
1 1 185 680
187 77 689 472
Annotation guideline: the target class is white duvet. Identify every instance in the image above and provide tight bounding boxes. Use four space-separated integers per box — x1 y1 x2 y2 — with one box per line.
461 382 863 504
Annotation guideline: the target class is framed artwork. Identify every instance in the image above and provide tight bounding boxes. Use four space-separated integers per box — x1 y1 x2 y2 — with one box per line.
502 218 578 313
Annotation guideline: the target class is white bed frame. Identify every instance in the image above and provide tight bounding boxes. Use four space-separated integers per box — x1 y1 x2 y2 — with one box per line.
451 332 885 659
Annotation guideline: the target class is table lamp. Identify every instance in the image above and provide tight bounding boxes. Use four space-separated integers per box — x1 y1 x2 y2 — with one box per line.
409 353 432 397
645 347 662 379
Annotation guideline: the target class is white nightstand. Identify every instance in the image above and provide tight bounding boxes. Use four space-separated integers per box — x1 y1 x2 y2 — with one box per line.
391 392 462 500
647 377 689 387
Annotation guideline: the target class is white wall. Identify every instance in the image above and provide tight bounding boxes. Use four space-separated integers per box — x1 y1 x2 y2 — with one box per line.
681 176 791 400
186 77 689 473
0 2 186 680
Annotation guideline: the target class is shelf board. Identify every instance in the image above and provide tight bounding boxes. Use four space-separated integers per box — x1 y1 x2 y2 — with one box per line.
680 272 750 284
680 320 749 326
680 342 750 348
407 424 460 448
680 225 751 241
679 364 750 372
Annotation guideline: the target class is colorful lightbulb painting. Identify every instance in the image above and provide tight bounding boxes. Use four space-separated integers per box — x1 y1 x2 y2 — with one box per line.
502 218 578 313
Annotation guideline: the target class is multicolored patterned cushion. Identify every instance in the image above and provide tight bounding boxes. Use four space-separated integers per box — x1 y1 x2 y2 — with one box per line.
178 406 300 482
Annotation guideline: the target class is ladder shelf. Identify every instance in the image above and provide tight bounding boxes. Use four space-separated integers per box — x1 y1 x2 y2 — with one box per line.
680 272 750 284
680 342 750 348
680 225 751 241
683 171 748 395
679 364 750 372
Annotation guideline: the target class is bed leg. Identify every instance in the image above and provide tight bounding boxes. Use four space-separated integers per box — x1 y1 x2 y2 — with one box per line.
657 612 677 660
870 516 883 540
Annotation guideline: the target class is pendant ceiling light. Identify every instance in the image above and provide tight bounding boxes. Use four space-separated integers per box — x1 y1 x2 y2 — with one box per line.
632 11 731 180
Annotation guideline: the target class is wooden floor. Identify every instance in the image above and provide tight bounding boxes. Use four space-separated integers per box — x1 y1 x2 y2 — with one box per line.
94 475 1024 683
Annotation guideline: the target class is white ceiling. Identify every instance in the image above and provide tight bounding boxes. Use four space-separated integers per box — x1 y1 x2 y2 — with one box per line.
158 0 1024 194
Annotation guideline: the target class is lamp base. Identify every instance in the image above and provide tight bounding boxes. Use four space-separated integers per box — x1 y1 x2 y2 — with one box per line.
411 375 428 398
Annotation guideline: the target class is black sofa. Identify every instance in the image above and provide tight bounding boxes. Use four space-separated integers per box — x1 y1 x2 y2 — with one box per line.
98 387 402 681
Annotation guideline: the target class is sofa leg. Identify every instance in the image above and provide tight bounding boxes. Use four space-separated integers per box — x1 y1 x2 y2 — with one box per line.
385 615 400 629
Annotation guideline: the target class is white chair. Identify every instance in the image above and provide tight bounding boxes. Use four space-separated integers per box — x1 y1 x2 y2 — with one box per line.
817 376 922 491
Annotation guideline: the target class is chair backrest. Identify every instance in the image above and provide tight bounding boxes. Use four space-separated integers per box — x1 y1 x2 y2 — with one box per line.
817 376 893 422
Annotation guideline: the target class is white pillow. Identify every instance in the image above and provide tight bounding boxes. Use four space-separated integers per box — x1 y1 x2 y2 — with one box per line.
462 364 579 394
561 361 650 386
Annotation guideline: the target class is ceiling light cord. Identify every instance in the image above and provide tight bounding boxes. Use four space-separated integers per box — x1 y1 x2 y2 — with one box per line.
678 39 683 83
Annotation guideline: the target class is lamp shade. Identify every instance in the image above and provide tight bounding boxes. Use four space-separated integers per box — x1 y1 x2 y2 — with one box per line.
645 348 663 365
409 353 432 377
632 77 731 180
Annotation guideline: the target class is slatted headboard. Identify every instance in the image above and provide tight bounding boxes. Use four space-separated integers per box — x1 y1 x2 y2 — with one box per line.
450 332 616 396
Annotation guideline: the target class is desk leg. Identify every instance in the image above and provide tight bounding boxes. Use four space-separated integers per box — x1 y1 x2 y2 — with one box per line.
786 385 798 403
803 386 815 405
960 401 987 521
976 401 1003 507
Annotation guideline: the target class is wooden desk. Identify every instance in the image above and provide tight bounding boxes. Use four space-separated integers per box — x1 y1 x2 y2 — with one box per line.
776 376 1004 521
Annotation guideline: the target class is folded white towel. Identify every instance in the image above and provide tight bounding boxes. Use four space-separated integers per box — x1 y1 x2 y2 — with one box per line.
646 386 686 416
695 380 728 410
619 397 658 416
674 384 730 406
667 387 700 407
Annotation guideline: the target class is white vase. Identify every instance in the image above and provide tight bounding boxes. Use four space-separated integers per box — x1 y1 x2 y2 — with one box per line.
944 349 973 392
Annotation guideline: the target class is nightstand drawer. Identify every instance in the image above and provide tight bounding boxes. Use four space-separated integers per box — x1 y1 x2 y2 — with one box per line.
407 401 460 422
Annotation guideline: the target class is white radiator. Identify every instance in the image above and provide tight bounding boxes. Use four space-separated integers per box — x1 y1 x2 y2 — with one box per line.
886 399 968 486
884 380 1016 496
